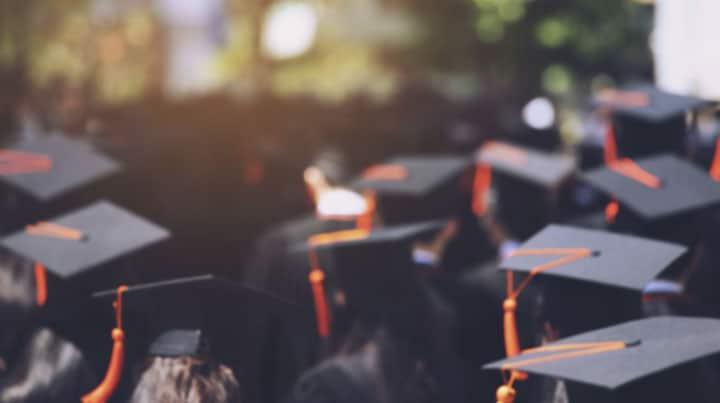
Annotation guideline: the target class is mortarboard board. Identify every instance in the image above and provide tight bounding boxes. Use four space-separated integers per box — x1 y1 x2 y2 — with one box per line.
594 84 713 159
475 141 576 238
484 316 720 393
0 135 121 201
582 154 720 222
350 156 471 225
0 200 170 295
499 224 687 291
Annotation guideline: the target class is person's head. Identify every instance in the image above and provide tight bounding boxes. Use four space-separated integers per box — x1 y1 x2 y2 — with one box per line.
0 252 36 361
290 324 438 403
0 250 98 403
0 327 96 403
129 356 241 403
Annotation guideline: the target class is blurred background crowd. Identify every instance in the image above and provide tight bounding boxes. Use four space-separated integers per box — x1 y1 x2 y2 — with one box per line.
0 0 718 271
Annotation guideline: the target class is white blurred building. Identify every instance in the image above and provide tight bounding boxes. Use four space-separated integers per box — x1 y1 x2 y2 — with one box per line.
154 0 226 97
653 0 720 100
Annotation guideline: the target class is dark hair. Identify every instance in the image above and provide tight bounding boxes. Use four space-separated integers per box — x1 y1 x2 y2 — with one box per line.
289 285 467 403
0 328 96 403
129 356 241 403
0 251 97 403
0 252 35 322
290 325 439 403
1 252 39 369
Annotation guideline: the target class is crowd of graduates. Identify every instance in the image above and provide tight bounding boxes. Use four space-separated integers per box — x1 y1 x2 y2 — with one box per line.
2 81 720 403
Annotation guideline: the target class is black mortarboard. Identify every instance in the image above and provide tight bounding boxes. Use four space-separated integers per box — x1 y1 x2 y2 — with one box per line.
595 84 712 158
583 154 720 222
477 141 576 239
484 316 720 390
499 225 688 341
93 274 292 362
0 200 170 291
311 221 446 317
0 135 121 201
350 156 470 224
499 224 686 291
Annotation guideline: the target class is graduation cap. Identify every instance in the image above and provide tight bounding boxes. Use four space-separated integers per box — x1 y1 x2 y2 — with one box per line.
0 200 170 299
582 154 720 244
500 224 687 291
0 135 121 201
302 221 446 340
583 154 720 221
93 274 291 361
497 224 686 360
475 141 576 239
84 274 294 402
350 156 471 225
485 316 720 402
315 221 444 298
594 84 712 159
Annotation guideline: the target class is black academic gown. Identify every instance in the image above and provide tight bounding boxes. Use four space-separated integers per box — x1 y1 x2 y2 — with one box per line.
243 215 355 403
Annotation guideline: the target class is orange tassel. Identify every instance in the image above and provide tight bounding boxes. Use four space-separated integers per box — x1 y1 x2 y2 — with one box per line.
34 263 47 307
710 136 720 181
0 149 52 175
308 268 330 339
26 222 85 241
498 248 592 402
605 200 619 224
361 164 408 181
305 229 371 340
604 124 618 165
608 159 661 189
82 285 127 403
472 164 491 217
355 191 376 232
503 297 520 358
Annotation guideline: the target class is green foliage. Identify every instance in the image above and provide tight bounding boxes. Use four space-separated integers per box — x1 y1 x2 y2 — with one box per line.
542 64 573 95
536 17 573 48
0 0 653 106
473 0 526 42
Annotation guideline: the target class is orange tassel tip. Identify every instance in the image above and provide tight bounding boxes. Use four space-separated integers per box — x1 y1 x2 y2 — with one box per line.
710 136 720 181
34 263 48 307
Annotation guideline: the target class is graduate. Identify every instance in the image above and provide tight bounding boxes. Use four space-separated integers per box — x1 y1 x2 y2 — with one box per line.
92 274 294 403
582 153 720 315
583 84 713 167
242 156 368 402
287 221 470 403
493 224 689 402
0 200 170 402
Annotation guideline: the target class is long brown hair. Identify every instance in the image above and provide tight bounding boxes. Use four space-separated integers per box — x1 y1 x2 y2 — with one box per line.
129 356 241 403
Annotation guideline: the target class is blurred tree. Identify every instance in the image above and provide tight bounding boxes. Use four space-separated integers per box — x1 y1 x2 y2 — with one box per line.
0 0 653 107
